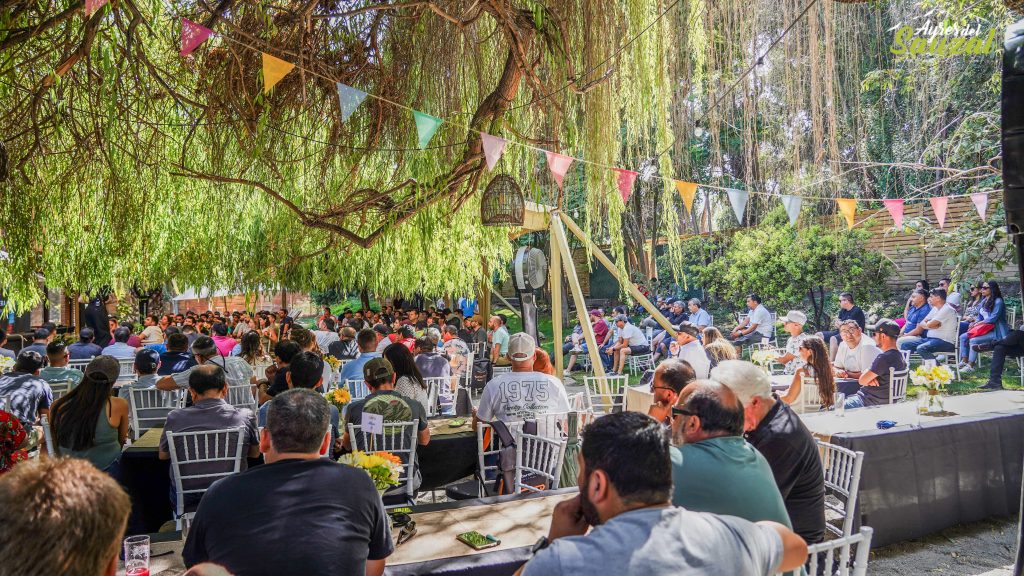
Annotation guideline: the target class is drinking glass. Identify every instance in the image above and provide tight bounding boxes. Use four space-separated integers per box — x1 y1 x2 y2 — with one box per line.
123 535 150 576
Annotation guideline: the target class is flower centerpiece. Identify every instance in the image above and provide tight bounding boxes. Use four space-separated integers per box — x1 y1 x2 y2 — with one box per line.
0 355 13 374
338 450 403 493
324 386 352 412
909 364 953 413
750 349 776 374
323 355 341 372
0 409 28 475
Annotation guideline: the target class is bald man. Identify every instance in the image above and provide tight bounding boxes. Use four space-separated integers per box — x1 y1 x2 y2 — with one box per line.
488 315 511 366
669 380 792 529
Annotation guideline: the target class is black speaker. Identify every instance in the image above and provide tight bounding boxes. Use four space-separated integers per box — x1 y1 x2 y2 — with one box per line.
1003 19 1024 236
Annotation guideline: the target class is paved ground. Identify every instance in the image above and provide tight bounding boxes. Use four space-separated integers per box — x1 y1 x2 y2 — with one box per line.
871 517 1018 575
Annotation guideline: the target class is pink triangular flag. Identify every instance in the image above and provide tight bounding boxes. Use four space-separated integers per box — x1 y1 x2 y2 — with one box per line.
616 169 638 202
85 0 108 17
884 199 904 229
929 196 948 229
180 18 213 57
480 133 507 171
970 192 988 220
544 151 574 189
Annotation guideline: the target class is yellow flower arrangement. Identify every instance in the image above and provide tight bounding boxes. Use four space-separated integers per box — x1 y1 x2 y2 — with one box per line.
338 450 403 491
909 365 953 390
324 355 341 371
324 386 352 411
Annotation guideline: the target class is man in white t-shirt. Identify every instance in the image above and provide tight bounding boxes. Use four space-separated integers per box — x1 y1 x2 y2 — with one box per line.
897 288 959 360
670 323 710 379
156 335 255 393
832 320 880 379
939 278 962 313
609 315 651 375
476 333 569 423
728 294 774 350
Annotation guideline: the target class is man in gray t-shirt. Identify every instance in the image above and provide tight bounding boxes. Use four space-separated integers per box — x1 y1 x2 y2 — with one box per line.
517 412 807 576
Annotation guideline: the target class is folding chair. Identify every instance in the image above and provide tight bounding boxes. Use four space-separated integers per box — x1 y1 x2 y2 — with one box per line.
166 427 247 532
514 430 567 494
567 392 591 413
583 375 628 415
805 526 874 576
444 420 525 500
116 359 136 383
422 377 446 417
818 440 866 539
226 384 257 412
793 375 820 414
67 358 93 371
41 414 55 457
47 379 73 402
344 378 371 401
127 387 179 440
888 367 910 404
347 421 418 509
626 353 654 375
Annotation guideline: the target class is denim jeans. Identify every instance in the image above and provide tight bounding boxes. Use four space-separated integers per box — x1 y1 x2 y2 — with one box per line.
959 331 998 363
903 337 955 360
843 393 866 410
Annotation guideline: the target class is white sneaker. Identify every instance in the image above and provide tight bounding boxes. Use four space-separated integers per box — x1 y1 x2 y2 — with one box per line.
563 369 572 376
960 365 974 373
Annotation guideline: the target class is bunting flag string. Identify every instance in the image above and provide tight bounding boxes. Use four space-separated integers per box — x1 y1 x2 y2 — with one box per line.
883 199 905 230
336 83 367 123
837 198 857 229
545 151 574 189
971 192 988 220
616 170 638 203
480 133 508 171
781 195 802 226
726 189 749 224
675 181 698 212
413 111 443 149
85 0 108 17
174 25 1000 232
180 18 213 57
929 196 949 229
261 53 295 94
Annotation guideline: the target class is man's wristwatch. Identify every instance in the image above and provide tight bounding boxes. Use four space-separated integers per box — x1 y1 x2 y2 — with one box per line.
531 536 550 555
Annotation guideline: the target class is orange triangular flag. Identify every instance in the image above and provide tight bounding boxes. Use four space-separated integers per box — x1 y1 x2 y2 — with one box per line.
929 197 948 229
675 181 698 212
261 53 294 94
837 198 857 229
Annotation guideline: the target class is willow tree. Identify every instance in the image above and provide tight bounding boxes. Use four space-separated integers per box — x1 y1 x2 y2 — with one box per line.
0 0 689 311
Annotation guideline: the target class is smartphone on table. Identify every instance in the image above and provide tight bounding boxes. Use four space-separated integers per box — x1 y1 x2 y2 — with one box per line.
456 531 500 551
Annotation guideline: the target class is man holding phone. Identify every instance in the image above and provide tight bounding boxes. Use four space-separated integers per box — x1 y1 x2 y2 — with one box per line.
516 412 807 576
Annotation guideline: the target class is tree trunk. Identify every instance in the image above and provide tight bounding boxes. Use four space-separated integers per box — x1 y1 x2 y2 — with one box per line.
360 288 370 311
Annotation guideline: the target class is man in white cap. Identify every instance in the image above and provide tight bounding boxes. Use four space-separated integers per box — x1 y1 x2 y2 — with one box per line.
475 333 569 424
669 323 710 379
774 311 810 375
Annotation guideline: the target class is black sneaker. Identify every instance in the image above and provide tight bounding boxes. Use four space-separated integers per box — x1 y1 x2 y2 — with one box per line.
971 342 995 353
979 381 1004 390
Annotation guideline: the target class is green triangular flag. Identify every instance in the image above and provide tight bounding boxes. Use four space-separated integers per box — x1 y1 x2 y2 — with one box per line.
413 111 443 149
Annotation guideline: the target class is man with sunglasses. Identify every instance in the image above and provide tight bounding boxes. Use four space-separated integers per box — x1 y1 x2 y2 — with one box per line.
938 278 962 313
647 359 696 425
669 380 791 530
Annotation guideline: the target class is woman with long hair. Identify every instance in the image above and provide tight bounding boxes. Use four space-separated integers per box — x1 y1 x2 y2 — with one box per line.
238 330 268 366
702 327 737 368
959 280 1008 372
255 313 279 354
49 356 129 475
781 337 835 410
383 343 428 409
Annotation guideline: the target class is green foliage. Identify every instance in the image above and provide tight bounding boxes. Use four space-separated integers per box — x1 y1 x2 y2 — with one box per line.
681 208 891 329
903 205 1016 284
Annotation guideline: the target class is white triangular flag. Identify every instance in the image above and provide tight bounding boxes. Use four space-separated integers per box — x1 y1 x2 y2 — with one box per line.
726 189 749 224
781 195 802 226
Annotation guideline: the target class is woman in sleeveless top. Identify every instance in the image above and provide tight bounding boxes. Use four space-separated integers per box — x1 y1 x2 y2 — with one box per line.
781 336 836 410
50 356 129 475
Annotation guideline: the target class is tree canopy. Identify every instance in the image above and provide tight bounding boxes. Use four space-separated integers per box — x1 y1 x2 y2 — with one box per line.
0 0 1014 312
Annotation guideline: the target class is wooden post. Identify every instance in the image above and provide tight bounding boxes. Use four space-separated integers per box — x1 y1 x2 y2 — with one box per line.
550 234 564 373
551 216 605 378
559 212 678 338
479 259 491 321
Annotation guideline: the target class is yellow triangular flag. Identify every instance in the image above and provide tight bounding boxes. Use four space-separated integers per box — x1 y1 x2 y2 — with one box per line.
261 53 295 94
675 181 698 212
837 198 857 229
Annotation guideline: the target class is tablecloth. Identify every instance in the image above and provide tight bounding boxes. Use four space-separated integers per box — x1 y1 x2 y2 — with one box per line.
800 390 1024 547
419 417 478 491
625 385 653 413
122 428 172 534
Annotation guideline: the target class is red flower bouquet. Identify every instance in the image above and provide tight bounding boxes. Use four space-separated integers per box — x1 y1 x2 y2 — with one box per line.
0 410 28 474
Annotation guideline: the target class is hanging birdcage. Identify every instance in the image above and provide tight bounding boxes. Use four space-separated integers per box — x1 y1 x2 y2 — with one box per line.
481 174 524 226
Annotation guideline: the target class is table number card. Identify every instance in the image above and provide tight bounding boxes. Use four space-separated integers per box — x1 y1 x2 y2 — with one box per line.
362 412 384 435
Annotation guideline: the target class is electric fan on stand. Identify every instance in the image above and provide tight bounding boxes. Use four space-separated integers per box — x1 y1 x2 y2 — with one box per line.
512 246 547 345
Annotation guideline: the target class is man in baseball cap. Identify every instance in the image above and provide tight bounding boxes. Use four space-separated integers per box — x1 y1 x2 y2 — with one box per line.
341 356 430 452
775 310 810 374
475 332 570 424
843 318 906 410
0 349 52 424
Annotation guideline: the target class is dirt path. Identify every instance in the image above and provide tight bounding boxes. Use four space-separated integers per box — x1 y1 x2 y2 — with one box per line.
871 517 1018 575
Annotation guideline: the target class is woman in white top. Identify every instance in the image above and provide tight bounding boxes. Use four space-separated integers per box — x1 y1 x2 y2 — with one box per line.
782 336 836 410
383 343 430 411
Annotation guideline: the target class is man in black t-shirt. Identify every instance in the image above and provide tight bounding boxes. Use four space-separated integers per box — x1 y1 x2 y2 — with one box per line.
264 340 302 399
714 360 825 545
846 319 906 409
183 388 393 576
